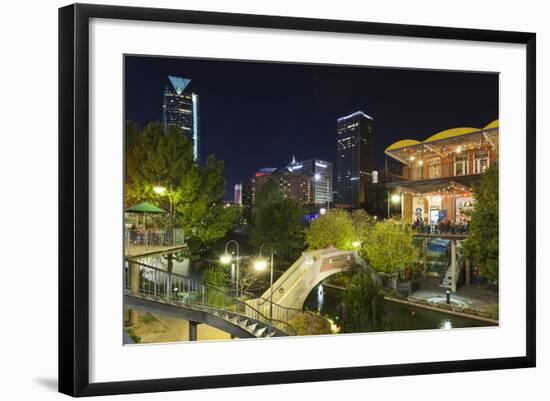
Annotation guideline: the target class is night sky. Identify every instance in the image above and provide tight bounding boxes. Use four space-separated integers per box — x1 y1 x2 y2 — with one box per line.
125 55 498 200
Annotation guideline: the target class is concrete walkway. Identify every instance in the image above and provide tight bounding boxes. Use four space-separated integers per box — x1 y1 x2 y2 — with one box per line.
411 278 498 312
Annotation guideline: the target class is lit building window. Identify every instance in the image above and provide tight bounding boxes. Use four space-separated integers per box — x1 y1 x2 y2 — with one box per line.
428 158 441 179
474 151 489 174
455 154 468 176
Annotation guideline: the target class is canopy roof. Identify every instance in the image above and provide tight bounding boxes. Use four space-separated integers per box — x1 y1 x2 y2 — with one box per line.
385 120 499 164
126 202 167 214
423 127 479 144
385 139 422 152
483 119 499 129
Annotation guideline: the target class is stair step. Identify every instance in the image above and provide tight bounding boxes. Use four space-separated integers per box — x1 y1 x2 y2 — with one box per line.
247 322 258 332
255 326 267 337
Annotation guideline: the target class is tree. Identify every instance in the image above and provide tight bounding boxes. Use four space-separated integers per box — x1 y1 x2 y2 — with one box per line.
201 264 230 289
237 262 268 295
201 265 232 307
124 120 141 165
125 122 194 209
342 271 386 332
174 155 240 248
305 209 355 250
250 197 306 260
288 312 332 335
125 122 239 258
351 209 376 247
363 218 417 285
462 165 499 281
255 177 284 206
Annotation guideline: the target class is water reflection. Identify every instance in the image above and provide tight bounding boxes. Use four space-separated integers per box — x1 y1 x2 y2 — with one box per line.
138 253 202 279
304 283 492 332
316 284 324 313
439 319 453 330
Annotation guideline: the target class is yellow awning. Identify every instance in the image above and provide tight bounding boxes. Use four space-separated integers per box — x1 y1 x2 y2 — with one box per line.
385 139 422 152
483 119 499 129
423 127 480 144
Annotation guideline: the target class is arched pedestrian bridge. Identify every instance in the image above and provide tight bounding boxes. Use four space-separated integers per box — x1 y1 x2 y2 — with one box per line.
257 248 370 311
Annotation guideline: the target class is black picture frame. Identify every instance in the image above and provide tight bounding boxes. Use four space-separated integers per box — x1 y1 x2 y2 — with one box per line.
59 3 536 397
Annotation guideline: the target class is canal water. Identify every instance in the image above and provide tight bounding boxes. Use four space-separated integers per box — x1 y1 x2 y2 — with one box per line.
303 284 493 332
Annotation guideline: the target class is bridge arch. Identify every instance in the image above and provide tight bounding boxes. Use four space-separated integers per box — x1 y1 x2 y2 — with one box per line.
259 248 373 311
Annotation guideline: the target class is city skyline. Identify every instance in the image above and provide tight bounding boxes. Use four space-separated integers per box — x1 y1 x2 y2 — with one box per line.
125 55 498 200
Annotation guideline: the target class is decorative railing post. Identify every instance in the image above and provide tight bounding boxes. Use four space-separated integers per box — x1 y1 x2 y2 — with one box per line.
128 260 140 325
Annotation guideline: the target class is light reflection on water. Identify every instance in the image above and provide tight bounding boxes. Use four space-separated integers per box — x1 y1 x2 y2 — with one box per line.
137 254 201 279
316 284 324 313
304 284 492 332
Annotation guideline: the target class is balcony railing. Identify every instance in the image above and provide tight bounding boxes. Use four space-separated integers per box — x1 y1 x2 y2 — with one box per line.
398 159 490 182
411 221 470 236
125 228 185 248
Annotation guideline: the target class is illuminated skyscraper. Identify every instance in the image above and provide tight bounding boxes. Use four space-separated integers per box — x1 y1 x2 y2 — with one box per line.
251 167 313 206
288 156 333 205
162 75 200 160
336 111 374 208
234 183 243 205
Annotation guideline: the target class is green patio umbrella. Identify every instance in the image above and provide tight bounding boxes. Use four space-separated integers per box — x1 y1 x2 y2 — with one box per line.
126 202 167 214
126 202 167 228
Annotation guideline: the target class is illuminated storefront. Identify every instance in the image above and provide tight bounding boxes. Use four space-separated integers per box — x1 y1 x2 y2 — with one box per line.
385 120 498 224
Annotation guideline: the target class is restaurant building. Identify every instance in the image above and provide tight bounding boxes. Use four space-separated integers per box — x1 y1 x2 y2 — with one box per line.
384 119 499 225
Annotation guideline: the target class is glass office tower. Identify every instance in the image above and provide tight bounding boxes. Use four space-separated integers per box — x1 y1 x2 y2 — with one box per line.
288 157 333 205
162 75 200 160
336 111 374 208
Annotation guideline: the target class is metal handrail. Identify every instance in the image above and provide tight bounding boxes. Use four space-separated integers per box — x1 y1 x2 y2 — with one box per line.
125 228 185 247
124 260 328 336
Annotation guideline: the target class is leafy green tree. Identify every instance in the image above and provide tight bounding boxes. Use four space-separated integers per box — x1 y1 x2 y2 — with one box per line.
250 197 306 260
201 265 232 307
463 165 499 281
124 120 141 165
305 209 355 250
342 271 386 332
255 177 284 206
174 155 240 246
288 312 332 335
351 209 376 247
363 218 417 285
201 264 230 288
125 122 194 208
125 122 239 258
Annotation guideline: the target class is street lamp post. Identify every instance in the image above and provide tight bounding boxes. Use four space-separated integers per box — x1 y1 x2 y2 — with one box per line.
254 244 274 330
388 192 401 218
220 240 240 298
153 185 174 244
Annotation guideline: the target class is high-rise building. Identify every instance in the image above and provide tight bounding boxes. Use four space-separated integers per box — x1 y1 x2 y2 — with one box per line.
241 182 253 223
336 111 374 208
234 183 243 205
364 169 389 217
162 75 200 160
251 168 313 206
288 156 333 205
